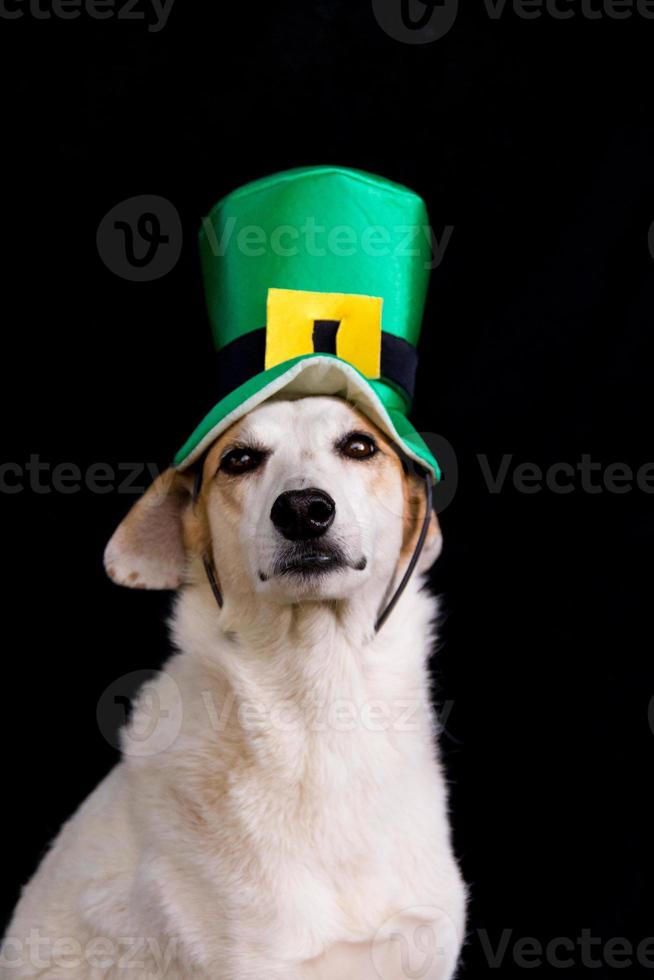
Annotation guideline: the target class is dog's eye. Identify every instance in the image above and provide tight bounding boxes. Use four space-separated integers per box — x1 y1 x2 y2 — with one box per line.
219 447 265 476
338 432 378 460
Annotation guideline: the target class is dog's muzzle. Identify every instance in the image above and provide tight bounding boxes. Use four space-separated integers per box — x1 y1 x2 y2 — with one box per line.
192 456 433 635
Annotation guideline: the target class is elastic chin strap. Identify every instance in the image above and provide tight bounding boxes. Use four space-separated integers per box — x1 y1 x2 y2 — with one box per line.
193 465 224 610
203 555 223 609
374 471 433 633
193 461 433 634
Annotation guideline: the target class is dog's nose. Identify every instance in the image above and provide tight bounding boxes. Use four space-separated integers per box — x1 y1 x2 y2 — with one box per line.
270 488 336 541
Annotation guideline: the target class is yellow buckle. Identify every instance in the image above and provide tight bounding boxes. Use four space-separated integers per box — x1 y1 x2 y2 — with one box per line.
265 288 383 379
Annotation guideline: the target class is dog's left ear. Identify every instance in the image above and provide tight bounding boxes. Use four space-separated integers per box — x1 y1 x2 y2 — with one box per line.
104 468 196 590
403 471 443 574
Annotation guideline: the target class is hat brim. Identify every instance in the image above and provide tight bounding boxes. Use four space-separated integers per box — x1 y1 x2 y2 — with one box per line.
173 354 439 481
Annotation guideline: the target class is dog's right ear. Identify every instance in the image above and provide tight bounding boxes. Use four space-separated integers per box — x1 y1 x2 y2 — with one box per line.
104 467 196 590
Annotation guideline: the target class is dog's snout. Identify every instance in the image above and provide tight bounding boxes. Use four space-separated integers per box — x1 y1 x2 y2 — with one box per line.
270 488 336 541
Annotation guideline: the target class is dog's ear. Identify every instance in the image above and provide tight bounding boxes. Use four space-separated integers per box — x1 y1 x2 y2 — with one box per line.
104 468 196 590
402 469 443 574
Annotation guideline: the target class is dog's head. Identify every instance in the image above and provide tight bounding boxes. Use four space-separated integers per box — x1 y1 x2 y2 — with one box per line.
105 397 441 608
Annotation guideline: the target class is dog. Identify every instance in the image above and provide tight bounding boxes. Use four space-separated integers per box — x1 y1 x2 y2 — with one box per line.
1 395 466 979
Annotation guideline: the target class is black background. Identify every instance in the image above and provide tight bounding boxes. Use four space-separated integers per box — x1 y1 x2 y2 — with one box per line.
1 1 653 975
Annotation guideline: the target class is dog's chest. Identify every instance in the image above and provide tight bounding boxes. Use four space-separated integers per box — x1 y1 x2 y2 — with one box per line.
211 720 437 947
157 615 446 963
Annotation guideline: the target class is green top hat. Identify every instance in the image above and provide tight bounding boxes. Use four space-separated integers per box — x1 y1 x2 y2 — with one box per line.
174 165 439 480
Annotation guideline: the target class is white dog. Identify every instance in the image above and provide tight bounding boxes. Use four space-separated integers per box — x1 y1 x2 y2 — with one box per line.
2 395 466 980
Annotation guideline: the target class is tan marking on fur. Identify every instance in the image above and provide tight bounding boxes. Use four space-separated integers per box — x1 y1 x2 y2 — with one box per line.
342 398 440 567
400 472 423 561
400 470 440 565
202 424 255 524
180 419 258 594
169 786 209 834
339 404 409 545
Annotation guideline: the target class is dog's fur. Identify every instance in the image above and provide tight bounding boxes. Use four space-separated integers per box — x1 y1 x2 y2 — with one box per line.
2 396 466 979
